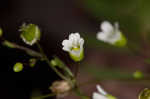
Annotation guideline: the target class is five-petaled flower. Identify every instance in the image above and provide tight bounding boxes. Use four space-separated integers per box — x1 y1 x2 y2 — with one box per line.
62 33 84 62
93 85 116 99
97 21 126 47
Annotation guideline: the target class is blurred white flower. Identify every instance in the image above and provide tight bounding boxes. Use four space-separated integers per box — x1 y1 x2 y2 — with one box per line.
93 85 108 99
93 85 116 99
62 33 84 62
97 21 126 46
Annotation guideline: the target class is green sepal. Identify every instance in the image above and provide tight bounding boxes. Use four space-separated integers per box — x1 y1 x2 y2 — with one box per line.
114 33 127 47
106 94 117 99
69 49 84 62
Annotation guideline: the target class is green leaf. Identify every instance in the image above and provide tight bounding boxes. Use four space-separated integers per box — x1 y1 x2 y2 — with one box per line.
20 23 41 45
139 88 150 99
13 62 23 72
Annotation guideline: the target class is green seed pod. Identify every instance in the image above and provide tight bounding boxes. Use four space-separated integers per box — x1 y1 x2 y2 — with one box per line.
13 62 23 72
20 23 41 45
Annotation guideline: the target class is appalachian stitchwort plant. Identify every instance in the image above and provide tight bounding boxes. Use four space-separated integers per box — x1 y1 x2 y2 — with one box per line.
0 21 149 99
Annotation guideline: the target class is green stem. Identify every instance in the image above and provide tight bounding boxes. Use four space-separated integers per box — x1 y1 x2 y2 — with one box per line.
2 40 43 58
32 93 55 99
36 43 71 83
75 62 80 78
73 86 90 99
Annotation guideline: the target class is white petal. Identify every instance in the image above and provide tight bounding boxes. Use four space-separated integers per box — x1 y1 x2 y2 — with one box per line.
101 21 114 33
114 22 119 30
74 33 80 39
107 31 121 44
62 46 70 51
69 33 77 41
62 40 70 46
62 40 72 51
93 92 108 99
79 38 84 47
96 85 107 95
69 33 81 46
97 32 109 42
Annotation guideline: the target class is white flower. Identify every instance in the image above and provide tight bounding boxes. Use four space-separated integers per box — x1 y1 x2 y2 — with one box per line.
62 33 84 62
93 85 116 99
93 85 108 99
97 21 126 46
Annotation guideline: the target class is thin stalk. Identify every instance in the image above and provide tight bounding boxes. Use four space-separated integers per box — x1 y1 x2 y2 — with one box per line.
75 62 80 78
2 40 43 58
73 86 90 99
36 43 71 83
32 93 56 99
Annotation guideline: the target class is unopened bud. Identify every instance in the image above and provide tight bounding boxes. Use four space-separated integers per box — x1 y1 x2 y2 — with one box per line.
13 62 23 72
50 80 71 94
29 58 37 68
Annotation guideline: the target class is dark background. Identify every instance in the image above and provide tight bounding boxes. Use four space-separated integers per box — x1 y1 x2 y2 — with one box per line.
0 0 95 99
0 0 150 99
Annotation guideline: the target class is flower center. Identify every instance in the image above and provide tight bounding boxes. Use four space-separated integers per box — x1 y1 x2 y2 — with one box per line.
72 47 80 51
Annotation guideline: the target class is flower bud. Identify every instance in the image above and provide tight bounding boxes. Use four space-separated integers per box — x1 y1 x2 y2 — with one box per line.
50 80 71 94
29 58 37 68
13 62 23 72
